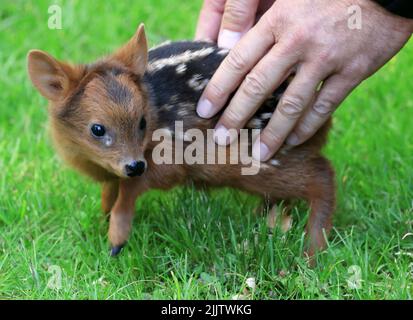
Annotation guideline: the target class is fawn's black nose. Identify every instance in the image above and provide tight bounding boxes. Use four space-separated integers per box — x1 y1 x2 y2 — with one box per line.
125 161 146 177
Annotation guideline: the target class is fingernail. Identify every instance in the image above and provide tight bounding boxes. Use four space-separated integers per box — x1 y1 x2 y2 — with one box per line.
197 98 213 118
252 141 270 161
218 30 242 49
214 125 230 145
286 133 299 146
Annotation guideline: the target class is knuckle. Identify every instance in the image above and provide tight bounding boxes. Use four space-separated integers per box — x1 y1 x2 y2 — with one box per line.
225 48 248 72
345 57 370 79
263 12 278 36
224 1 250 26
353 61 370 76
312 101 334 116
243 72 267 98
265 5 287 35
223 107 244 126
207 81 227 102
278 96 306 119
207 0 226 13
296 121 314 137
262 128 284 148
292 27 309 43
317 50 335 65
280 28 307 54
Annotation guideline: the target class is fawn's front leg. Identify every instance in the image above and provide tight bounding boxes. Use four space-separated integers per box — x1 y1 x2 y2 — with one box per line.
109 178 147 256
101 180 119 215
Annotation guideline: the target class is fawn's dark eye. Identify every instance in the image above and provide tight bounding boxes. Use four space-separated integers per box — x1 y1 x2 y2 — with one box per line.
139 117 146 130
91 124 106 137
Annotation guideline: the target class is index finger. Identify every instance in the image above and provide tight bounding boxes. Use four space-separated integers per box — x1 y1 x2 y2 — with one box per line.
252 65 327 161
195 0 226 41
196 19 274 118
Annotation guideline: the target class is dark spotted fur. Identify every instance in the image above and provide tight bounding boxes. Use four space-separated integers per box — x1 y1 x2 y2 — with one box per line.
144 41 289 133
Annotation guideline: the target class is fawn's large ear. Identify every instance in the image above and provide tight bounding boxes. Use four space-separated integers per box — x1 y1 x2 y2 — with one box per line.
27 50 83 102
112 23 148 75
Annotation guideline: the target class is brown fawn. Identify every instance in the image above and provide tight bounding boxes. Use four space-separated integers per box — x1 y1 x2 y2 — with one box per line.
27 25 335 261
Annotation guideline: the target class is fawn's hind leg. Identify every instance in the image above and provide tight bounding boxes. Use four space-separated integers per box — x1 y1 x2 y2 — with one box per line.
266 200 293 232
305 157 336 262
108 179 147 256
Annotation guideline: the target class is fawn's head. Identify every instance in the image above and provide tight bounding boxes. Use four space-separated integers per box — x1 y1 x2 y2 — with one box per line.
27 25 153 180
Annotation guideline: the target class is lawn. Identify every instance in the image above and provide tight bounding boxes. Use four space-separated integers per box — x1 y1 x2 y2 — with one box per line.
0 0 412 299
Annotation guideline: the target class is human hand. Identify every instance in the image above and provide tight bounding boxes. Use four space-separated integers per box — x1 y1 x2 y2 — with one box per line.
196 0 413 161
195 0 275 48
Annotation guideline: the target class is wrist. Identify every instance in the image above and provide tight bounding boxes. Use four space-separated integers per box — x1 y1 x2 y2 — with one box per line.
362 0 413 34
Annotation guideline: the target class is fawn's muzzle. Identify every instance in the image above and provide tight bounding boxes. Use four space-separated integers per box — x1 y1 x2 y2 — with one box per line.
125 160 146 177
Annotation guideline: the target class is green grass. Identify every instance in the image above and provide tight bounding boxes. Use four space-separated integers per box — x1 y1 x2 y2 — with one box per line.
0 0 412 300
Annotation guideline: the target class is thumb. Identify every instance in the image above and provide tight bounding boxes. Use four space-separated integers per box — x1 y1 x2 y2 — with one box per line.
218 0 259 49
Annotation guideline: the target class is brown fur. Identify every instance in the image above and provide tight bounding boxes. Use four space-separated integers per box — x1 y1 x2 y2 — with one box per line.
27 25 335 263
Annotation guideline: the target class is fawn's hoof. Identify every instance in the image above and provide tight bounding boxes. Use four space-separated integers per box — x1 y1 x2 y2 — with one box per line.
110 244 125 257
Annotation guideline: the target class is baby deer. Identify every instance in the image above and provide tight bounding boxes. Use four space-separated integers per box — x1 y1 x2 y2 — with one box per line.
27 25 335 262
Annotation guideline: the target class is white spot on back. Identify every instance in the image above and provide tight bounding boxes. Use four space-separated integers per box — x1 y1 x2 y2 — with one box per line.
246 118 263 129
176 63 187 74
269 159 280 166
260 113 272 120
170 95 179 103
187 74 209 91
218 48 229 56
178 102 196 110
280 146 292 155
177 108 189 117
161 104 174 111
148 47 215 73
